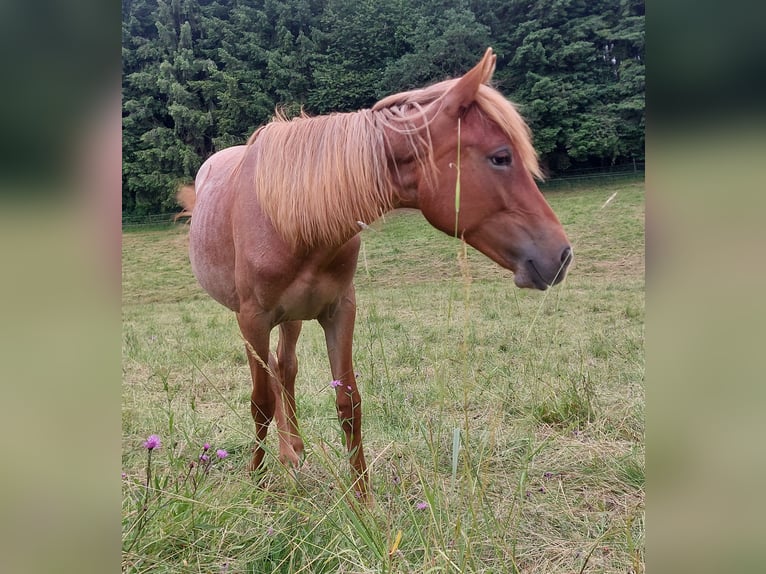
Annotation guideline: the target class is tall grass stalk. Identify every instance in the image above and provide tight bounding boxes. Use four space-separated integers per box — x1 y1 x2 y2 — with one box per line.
446 117 463 324
454 117 462 240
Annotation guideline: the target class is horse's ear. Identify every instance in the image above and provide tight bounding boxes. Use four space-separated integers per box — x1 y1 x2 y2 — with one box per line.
440 47 496 117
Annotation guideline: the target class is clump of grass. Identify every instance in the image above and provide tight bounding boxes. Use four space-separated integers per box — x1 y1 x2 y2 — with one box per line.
532 376 596 430
123 433 231 563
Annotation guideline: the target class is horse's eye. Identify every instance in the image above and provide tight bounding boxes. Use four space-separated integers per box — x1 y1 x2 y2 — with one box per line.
489 152 512 167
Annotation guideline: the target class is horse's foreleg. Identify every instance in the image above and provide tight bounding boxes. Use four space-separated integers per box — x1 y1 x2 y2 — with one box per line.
236 310 274 473
273 321 305 465
319 285 368 497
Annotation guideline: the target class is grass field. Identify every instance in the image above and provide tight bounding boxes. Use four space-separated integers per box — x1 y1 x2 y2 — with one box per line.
122 179 644 573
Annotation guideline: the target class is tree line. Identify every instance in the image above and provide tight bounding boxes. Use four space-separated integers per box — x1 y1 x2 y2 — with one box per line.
122 0 644 216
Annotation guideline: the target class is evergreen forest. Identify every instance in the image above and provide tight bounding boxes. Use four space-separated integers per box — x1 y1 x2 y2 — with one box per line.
122 0 644 216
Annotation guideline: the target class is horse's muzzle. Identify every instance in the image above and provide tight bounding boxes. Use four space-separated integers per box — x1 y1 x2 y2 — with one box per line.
524 245 572 289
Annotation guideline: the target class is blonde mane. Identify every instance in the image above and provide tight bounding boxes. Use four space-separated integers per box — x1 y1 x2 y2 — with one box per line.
247 76 540 249
247 110 400 249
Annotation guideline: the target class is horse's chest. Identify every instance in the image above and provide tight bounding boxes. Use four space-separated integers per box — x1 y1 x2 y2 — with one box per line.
274 272 348 321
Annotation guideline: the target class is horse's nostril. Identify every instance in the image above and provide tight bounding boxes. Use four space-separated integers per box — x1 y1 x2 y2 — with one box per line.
561 246 573 265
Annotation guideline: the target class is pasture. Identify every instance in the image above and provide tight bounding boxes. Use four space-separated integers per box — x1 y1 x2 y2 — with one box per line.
122 179 644 573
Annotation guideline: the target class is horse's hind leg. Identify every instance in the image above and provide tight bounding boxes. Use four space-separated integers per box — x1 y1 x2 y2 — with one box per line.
236 310 274 473
271 321 305 465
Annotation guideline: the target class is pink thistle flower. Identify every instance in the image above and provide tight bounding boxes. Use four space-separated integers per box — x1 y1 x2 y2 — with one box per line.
216 449 228 459
200 454 209 463
330 379 343 389
416 501 429 510
203 443 210 451
143 434 160 450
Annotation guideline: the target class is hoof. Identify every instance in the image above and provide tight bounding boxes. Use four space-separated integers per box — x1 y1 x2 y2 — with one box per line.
278 447 302 471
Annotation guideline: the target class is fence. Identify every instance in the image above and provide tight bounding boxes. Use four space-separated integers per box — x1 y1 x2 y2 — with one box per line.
122 163 644 229
122 212 186 230
540 161 645 189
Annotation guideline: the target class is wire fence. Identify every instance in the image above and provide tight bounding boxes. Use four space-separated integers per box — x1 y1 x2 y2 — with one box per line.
540 161 645 190
122 162 644 229
122 212 182 228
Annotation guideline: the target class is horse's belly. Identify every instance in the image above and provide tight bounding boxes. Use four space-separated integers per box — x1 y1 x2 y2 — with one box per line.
188 148 243 312
189 219 239 311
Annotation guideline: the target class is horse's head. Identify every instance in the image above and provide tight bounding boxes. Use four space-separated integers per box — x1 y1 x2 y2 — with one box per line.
380 48 572 289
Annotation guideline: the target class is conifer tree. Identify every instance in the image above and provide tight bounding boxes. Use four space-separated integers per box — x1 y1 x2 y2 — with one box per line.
122 0 644 216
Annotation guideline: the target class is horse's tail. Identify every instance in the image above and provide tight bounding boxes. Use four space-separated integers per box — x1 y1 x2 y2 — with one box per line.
173 184 196 223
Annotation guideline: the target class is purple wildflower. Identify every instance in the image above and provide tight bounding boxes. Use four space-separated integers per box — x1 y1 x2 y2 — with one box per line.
143 434 161 450
200 454 210 463
416 501 429 510
216 449 228 459
121 472 127 479
267 526 275 536
330 379 343 389
203 443 210 451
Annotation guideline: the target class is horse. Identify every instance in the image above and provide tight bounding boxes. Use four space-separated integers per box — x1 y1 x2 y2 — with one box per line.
178 48 572 498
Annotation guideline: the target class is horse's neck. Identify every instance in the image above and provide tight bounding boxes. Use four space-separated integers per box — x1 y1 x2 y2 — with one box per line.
390 165 420 210
381 127 427 211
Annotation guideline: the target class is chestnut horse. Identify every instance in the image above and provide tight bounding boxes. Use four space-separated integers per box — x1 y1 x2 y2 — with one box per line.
180 48 571 497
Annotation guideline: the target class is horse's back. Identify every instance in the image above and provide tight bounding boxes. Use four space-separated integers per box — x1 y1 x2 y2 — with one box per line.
189 146 246 312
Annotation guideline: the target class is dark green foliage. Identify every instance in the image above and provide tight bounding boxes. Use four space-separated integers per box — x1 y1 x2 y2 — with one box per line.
501 0 645 173
122 0 644 216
